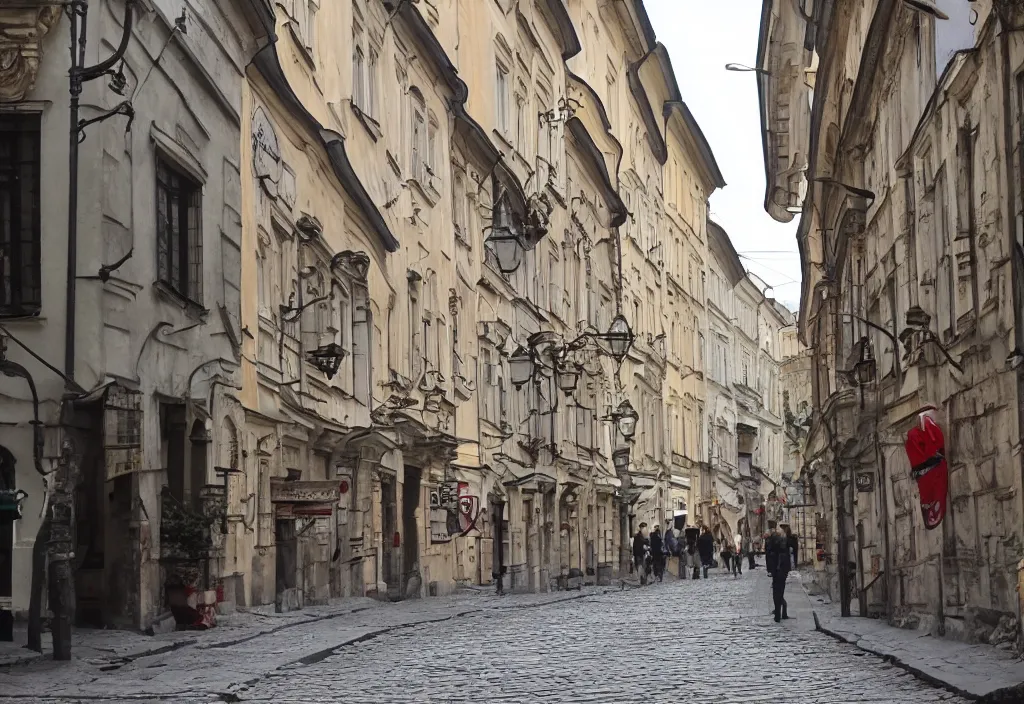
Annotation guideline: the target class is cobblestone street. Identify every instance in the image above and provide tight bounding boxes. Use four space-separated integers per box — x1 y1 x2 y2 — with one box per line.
3 568 969 703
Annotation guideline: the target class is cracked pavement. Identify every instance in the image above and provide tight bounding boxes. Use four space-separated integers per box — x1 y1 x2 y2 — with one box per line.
1 568 968 703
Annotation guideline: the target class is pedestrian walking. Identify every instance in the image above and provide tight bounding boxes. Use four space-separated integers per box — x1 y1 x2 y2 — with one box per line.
664 521 678 557
743 534 755 570
732 542 742 576
769 527 791 622
681 527 700 579
784 524 799 568
721 541 735 576
650 525 666 582
697 526 714 578
763 531 776 576
632 523 649 584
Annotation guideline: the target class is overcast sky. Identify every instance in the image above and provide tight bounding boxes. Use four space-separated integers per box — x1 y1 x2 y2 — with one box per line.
647 0 802 312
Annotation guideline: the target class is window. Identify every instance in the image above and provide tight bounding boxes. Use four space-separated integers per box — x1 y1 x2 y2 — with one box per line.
426 117 438 179
156 157 203 303
606 66 619 126
496 62 510 134
515 89 527 153
411 89 426 182
353 43 366 110
452 173 467 242
367 46 379 118
0 114 41 316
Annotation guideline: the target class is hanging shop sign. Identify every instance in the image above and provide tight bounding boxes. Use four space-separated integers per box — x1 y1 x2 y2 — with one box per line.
855 472 874 493
904 409 948 530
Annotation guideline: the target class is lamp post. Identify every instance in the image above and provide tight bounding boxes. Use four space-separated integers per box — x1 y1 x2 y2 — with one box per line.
613 444 632 579
493 496 506 595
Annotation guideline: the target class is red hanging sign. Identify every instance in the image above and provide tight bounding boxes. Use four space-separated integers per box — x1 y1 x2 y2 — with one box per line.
904 410 948 530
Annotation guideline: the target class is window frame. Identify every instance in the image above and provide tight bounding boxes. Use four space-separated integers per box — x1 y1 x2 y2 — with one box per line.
0 112 42 317
155 155 204 305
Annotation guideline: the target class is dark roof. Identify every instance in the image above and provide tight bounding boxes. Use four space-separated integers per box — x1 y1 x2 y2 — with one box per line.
539 0 582 60
253 45 399 252
566 117 627 228
708 220 745 286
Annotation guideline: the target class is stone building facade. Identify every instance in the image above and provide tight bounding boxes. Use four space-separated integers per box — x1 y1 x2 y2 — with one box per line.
1 0 780 644
759 0 1024 643
701 223 791 548
0 0 273 634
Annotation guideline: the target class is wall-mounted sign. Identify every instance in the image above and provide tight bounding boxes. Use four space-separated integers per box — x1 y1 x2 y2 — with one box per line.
270 479 339 504
855 472 874 493
251 106 281 194
904 411 948 530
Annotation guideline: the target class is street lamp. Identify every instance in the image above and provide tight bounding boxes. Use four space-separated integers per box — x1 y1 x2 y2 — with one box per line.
602 314 634 364
812 177 876 205
554 361 581 395
854 338 876 385
509 345 534 387
487 197 527 274
725 63 770 75
612 446 631 474
613 399 639 441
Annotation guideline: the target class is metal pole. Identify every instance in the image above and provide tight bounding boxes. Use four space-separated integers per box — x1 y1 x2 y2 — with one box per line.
837 460 851 617
65 1 87 381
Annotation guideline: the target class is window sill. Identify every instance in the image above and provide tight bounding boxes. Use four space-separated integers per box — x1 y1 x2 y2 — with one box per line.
409 176 439 208
350 103 382 142
492 129 514 153
0 311 43 323
287 23 317 72
153 280 208 320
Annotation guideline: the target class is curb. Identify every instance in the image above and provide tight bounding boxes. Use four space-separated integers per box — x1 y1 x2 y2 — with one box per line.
806 586 1024 703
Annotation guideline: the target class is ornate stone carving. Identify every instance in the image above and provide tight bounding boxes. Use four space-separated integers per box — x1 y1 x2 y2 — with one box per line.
0 7 61 102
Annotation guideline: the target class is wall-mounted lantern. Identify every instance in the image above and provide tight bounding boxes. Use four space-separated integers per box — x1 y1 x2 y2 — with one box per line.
306 342 346 379
554 361 581 395
509 345 534 388
486 197 527 274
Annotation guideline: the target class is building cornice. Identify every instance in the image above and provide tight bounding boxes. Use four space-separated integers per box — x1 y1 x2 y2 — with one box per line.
253 43 399 252
565 115 627 227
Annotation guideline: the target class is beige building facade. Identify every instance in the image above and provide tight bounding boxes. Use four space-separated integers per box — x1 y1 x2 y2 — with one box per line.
0 0 777 648
760 0 1024 645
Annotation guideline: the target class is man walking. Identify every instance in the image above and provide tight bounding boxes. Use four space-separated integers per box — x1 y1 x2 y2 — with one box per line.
743 534 755 570
632 523 649 584
697 526 714 579
769 527 791 622
650 525 666 582
784 524 799 568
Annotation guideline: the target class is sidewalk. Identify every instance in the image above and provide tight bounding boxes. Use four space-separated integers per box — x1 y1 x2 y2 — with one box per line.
0 585 616 701
805 581 1024 701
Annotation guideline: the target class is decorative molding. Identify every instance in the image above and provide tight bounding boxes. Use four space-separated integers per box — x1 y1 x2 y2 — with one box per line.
0 7 61 102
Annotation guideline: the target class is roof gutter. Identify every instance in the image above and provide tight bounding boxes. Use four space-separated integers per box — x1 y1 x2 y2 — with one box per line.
252 44 399 252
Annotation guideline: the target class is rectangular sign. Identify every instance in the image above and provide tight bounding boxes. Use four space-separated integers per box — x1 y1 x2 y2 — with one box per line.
856 472 874 492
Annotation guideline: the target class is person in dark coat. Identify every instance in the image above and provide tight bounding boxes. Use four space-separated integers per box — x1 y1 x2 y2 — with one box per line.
632 523 649 582
664 521 679 557
649 526 666 582
784 524 799 567
769 527 792 622
697 526 714 578
764 531 777 576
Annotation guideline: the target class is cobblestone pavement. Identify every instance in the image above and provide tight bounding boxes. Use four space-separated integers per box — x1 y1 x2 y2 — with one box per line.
4 569 968 703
